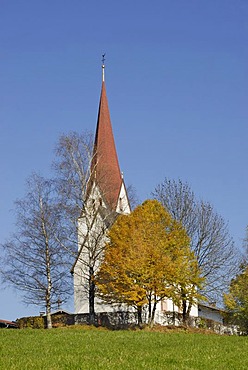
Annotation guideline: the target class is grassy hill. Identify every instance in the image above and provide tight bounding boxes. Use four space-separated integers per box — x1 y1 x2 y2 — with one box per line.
0 326 247 369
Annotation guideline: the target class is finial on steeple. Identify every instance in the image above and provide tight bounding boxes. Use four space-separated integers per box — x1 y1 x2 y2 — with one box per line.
102 53 106 82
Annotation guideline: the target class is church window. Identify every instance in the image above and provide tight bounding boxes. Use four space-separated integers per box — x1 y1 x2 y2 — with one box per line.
119 197 123 212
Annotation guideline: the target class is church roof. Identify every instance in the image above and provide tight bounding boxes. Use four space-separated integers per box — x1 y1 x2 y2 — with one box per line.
90 67 123 210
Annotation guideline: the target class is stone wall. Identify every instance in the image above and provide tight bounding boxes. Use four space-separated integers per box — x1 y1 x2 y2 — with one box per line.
75 311 138 329
17 311 241 334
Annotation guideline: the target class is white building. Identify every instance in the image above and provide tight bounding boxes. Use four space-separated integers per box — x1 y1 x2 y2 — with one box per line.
71 62 198 324
198 303 224 324
71 62 130 316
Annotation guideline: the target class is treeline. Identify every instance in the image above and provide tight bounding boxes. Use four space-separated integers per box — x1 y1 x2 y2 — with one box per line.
0 131 245 330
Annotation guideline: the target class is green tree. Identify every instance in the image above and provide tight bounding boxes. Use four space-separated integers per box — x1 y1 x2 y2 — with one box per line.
224 263 248 333
96 200 203 325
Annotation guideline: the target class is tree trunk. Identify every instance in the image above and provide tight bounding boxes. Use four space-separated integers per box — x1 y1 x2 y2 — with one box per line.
182 299 187 325
46 286 52 329
186 301 192 322
89 266 95 325
148 294 152 325
182 293 192 326
137 306 142 327
45 284 53 329
46 309 53 329
42 205 53 330
150 301 157 327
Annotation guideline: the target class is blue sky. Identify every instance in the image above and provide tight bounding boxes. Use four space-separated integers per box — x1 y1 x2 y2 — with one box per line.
1 0 247 320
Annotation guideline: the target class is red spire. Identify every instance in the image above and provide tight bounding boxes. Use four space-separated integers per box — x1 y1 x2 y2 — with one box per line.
90 77 122 210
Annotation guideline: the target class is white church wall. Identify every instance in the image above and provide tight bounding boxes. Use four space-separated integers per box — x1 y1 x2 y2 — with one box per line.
74 176 132 314
86 183 108 213
161 297 198 317
74 182 120 314
116 182 131 214
74 211 107 313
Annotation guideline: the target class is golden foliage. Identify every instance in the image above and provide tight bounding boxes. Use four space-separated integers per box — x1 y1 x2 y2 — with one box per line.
96 200 202 317
224 264 248 331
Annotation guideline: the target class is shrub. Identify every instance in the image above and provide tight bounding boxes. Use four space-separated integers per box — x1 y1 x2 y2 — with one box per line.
17 316 45 329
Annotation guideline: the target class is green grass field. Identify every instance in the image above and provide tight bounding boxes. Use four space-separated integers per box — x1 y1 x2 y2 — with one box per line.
0 327 248 370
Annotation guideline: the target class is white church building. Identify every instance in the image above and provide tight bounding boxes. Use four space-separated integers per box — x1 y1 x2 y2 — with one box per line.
71 62 198 325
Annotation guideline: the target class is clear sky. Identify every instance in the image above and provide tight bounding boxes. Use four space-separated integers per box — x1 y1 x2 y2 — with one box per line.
1 0 247 321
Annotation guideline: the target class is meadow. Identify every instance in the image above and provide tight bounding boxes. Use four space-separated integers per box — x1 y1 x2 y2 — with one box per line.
0 327 248 370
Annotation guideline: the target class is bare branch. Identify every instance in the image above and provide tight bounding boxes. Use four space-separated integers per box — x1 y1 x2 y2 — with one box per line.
152 177 240 303
0 173 72 327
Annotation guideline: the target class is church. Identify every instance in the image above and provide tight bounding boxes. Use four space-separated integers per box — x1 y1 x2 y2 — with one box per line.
71 60 198 325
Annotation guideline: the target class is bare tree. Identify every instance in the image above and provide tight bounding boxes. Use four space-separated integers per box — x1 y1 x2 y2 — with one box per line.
53 131 94 219
53 132 135 322
126 184 139 210
53 132 116 322
53 131 98 317
72 204 119 323
1 173 71 328
152 178 239 305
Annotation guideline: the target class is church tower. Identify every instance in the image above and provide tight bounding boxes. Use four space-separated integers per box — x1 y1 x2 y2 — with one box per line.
73 60 130 315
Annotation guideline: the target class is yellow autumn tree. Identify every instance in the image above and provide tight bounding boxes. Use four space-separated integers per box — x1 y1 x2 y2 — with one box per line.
224 263 248 333
96 199 203 325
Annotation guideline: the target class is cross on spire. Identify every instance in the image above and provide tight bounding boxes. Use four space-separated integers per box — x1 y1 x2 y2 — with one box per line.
102 53 106 65
89 58 123 210
102 53 106 82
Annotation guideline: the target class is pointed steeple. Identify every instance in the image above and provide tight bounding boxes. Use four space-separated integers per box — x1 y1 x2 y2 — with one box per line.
90 62 123 210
